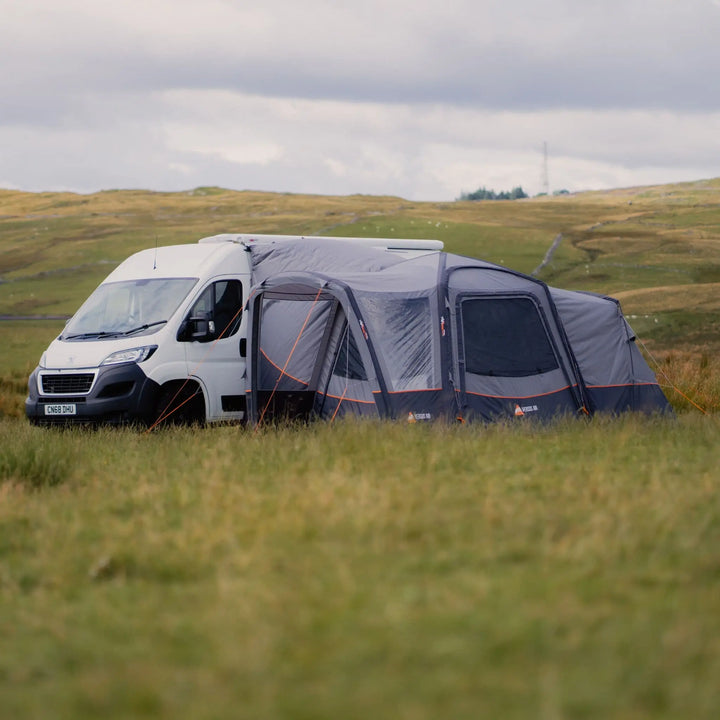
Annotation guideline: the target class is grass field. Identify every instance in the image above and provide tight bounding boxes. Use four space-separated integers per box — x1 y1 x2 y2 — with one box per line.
1 181 720 718
2 416 720 719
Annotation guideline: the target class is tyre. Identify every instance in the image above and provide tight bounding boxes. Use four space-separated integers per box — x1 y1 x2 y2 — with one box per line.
154 383 205 426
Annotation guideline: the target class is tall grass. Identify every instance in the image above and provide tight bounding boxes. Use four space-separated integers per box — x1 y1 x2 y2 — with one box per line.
0 419 73 488
1 416 720 718
645 349 720 414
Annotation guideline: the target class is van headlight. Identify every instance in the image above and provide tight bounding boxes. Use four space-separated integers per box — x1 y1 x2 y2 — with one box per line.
100 346 157 366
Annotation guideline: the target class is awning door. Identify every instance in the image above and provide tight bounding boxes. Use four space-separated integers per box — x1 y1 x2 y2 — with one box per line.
455 294 578 421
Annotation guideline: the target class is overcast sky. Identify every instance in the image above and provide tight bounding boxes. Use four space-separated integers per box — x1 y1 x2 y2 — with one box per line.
2 0 719 201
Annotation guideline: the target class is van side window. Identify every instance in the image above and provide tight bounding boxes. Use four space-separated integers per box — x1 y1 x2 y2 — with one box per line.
190 280 243 339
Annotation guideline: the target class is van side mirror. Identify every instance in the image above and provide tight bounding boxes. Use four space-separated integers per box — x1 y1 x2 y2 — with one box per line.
190 316 212 341
178 312 214 342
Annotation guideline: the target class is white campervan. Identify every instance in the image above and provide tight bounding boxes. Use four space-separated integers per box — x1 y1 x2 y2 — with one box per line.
26 234 442 425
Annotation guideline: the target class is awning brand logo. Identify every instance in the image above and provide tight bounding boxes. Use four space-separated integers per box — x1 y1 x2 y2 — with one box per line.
407 411 432 422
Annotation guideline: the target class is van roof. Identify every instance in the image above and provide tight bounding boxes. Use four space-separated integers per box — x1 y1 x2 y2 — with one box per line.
103 242 247 282
198 233 444 252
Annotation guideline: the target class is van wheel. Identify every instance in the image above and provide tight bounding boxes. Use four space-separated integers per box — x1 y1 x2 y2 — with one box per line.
154 383 206 426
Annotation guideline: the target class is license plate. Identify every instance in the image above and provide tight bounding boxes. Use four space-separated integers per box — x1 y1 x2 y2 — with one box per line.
44 403 77 416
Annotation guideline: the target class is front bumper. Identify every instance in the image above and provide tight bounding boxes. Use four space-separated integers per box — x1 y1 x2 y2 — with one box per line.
25 362 161 425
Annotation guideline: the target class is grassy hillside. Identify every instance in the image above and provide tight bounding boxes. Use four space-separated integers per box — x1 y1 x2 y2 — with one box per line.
2 179 719 331
2 178 720 412
1 181 720 719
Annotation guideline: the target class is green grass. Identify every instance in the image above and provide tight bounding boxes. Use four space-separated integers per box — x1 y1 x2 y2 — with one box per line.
2 180 720 718
328 215 584 275
2 181 719 322
1 416 719 719
632 309 720 348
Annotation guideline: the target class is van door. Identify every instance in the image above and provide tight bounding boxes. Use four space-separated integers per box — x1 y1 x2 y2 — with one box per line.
181 279 246 420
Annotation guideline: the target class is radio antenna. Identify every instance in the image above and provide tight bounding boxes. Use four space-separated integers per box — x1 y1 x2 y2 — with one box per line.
153 235 158 270
542 141 550 196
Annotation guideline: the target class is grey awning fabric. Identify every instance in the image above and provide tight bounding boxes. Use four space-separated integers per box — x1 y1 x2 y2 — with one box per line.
244 242 671 423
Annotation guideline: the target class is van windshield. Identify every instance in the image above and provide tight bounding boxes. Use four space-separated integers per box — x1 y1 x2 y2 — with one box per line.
62 277 198 339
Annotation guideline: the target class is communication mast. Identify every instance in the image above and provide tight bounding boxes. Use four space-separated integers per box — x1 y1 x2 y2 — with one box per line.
542 141 550 195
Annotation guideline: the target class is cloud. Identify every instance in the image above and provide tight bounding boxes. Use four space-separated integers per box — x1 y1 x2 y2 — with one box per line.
0 0 718 199
3 86 717 199
3 0 720 112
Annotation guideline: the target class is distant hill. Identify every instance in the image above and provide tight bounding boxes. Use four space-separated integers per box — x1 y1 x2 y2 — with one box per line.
1 178 719 353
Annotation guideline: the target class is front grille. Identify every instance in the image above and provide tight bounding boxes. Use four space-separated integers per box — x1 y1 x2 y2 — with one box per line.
41 373 95 394
38 397 86 404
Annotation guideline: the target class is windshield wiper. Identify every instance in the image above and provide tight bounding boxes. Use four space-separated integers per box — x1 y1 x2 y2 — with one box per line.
63 331 124 340
123 320 167 336
62 321 167 340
